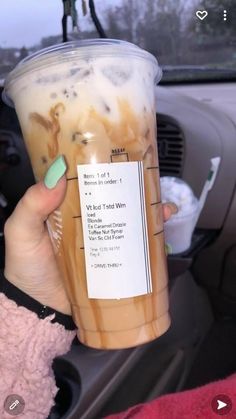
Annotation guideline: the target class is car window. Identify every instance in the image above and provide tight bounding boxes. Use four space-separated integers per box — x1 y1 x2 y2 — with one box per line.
0 0 236 83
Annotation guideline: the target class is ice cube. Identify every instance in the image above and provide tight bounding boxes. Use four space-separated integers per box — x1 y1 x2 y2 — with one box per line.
36 73 62 84
70 67 81 76
102 65 131 86
71 67 93 81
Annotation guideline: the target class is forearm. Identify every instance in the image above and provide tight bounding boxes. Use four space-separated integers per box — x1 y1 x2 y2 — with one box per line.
0 293 76 419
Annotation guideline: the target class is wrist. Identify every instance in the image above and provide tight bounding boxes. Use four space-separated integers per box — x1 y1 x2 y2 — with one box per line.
0 271 76 330
3 269 71 315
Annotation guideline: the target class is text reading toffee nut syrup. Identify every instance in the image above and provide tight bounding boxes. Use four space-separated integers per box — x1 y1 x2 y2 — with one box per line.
3 39 170 349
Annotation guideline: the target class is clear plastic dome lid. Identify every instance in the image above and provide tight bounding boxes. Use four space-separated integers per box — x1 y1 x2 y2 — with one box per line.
2 39 162 107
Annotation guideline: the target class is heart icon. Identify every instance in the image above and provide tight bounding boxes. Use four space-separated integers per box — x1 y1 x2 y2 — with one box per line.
196 10 208 20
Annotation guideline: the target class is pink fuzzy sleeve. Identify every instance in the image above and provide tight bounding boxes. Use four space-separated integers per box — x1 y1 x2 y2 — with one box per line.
0 293 76 419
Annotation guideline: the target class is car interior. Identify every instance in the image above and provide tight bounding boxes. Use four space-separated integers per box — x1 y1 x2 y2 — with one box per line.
0 1 236 418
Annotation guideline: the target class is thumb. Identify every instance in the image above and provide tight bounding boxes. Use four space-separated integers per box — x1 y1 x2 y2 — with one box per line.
5 156 67 239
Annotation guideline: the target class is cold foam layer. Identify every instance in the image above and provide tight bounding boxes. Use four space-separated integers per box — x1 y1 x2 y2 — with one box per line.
7 55 156 127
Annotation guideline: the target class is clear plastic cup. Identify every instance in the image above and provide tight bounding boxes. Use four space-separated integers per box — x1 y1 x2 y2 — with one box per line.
163 199 199 254
3 39 170 349
161 177 199 254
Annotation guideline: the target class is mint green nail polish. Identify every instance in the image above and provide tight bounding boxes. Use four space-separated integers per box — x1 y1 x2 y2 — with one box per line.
44 156 67 189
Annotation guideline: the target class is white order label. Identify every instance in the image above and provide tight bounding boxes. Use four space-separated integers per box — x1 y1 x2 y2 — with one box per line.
77 162 152 299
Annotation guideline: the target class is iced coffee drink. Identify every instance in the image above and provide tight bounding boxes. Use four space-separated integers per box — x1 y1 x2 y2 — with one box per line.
3 39 170 349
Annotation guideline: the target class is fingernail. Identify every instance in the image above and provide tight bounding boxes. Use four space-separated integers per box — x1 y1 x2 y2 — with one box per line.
166 202 178 214
44 156 67 189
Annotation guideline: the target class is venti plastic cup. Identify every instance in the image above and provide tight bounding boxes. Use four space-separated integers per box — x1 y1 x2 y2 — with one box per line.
3 39 171 349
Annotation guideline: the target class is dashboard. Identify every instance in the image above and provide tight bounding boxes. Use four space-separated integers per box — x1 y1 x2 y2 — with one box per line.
156 85 236 308
156 85 236 229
